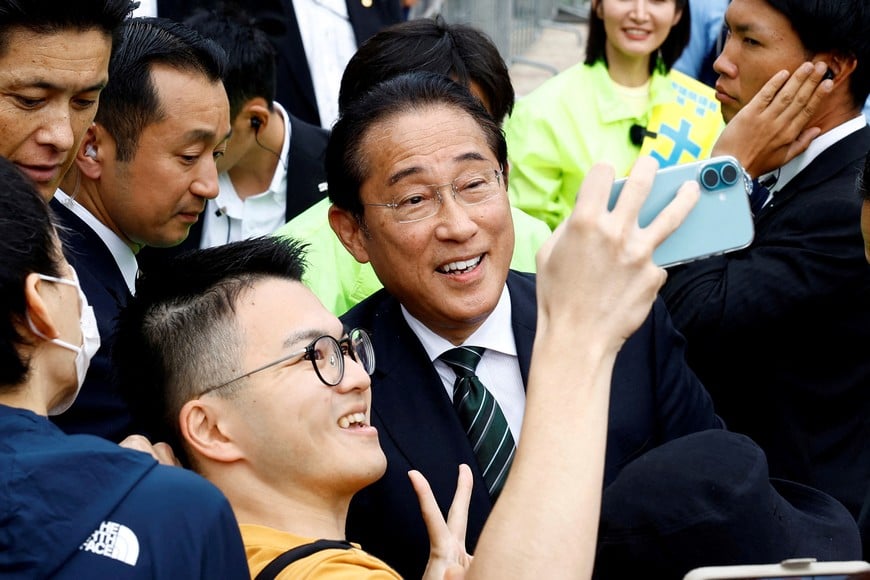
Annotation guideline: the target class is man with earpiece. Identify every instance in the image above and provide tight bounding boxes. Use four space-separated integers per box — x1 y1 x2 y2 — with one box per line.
660 0 870 530
138 6 330 272
50 17 231 442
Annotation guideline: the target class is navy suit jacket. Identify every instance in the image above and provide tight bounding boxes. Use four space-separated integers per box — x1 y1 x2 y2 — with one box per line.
137 112 328 270
273 0 404 126
662 125 870 524
341 270 722 578
49 200 134 442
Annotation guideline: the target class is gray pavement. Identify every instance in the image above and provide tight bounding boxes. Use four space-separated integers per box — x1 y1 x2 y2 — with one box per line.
509 21 588 98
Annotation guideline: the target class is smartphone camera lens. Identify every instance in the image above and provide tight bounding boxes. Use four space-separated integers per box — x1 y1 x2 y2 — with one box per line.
720 163 738 185
701 167 720 189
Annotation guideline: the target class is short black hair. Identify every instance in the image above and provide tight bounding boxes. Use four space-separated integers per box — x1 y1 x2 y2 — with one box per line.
765 0 870 111
327 71 507 219
338 15 515 124
584 0 690 75
0 0 136 56
95 17 228 161
115 236 308 466
184 5 278 121
0 156 63 387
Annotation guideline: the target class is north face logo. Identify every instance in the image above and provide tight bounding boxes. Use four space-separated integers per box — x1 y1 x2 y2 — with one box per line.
80 521 140 566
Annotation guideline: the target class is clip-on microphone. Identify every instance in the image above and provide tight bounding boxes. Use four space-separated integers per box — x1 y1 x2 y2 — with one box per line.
629 124 658 146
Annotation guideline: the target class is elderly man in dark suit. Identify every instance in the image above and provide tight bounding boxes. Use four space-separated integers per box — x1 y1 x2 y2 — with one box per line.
325 68 723 577
661 0 870 536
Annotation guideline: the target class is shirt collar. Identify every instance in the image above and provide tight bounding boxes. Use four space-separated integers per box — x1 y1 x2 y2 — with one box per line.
769 114 866 193
211 101 292 219
271 101 291 201
53 189 138 294
402 284 517 361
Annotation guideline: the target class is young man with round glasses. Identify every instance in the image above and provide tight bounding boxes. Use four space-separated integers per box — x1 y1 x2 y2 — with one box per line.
115 235 473 578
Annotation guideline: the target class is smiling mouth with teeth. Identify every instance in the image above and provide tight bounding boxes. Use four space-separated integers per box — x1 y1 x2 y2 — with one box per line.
338 412 368 429
438 255 482 274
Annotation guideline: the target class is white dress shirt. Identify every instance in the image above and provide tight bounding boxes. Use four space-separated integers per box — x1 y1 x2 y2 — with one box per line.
403 285 527 441
53 189 138 295
293 0 357 129
130 0 157 17
201 103 292 248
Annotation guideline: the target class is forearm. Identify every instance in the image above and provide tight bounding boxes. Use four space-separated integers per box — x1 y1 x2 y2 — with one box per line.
465 157 696 578
466 333 615 579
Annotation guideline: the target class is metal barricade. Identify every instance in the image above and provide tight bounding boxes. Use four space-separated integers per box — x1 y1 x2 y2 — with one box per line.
413 0 588 76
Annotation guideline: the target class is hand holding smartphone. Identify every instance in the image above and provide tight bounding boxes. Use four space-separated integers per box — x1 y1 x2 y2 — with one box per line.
608 155 755 268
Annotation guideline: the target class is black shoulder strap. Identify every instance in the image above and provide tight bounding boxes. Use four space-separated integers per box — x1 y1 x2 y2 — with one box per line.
254 539 354 580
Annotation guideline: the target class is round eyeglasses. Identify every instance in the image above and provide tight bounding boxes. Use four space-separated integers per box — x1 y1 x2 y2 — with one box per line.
199 328 375 396
364 167 503 223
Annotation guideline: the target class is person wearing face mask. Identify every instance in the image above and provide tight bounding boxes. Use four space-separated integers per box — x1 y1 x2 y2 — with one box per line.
0 156 250 578
25 269 100 416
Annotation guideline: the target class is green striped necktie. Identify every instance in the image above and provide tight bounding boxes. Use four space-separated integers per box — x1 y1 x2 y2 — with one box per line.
440 346 515 500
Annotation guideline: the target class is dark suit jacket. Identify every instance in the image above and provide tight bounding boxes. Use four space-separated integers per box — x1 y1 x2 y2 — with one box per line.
661 125 870 522
49 200 135 442
155 0 402 125
341 270 722 578
137 111 328 271
273 0 404 126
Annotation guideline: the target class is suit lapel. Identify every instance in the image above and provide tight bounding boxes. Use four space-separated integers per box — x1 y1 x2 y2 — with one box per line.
50 200 131 298
279 0 319 125
757 126 870 221
368 298 479 467
506 271 538 387
284 114 330 221
344 0 403 46
365 277 539 514
366 296 496 517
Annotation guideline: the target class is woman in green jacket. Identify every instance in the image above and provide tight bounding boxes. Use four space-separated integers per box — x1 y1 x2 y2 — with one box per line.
505 0 724 230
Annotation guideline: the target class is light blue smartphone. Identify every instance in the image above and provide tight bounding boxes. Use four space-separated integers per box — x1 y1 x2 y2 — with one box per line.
608 155 755 268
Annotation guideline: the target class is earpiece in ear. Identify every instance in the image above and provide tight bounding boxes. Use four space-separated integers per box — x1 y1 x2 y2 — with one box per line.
250 117 262 132
85 144 97 159
823 68 835 81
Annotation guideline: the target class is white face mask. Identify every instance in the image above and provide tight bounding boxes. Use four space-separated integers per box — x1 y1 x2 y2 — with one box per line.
26 268 101 415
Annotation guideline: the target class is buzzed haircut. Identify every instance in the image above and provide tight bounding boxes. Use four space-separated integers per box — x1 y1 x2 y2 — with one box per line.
115 236 308 466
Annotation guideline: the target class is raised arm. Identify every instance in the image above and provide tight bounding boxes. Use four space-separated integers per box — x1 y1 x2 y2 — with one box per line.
466 157 699 579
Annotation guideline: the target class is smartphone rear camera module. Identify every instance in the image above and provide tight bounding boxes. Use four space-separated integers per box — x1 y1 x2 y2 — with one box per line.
701 167 720 190
720 163 739 185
